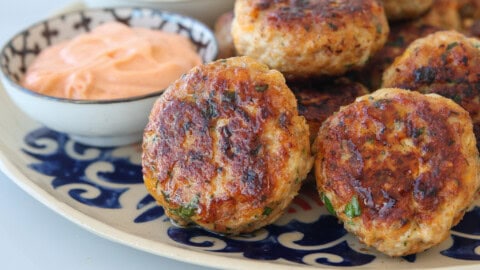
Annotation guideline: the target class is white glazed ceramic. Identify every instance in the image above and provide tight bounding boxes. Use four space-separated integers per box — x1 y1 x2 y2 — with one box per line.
0 81 159 146
83 0 235 27
0 7 218 147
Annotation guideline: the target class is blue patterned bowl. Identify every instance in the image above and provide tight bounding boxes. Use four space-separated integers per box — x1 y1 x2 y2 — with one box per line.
0 7 218 147
84 0 235 27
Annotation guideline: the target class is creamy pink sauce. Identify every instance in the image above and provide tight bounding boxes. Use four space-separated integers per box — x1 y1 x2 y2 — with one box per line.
22 22 202 100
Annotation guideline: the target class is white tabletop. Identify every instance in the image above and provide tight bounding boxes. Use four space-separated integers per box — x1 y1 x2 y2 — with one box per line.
0 1 213 269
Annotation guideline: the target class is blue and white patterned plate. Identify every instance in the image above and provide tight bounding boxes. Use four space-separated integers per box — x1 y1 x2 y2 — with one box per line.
1 82 480 269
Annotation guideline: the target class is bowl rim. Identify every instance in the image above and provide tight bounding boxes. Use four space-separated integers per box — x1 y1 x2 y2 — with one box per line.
109 0 220 2
0 6 218 105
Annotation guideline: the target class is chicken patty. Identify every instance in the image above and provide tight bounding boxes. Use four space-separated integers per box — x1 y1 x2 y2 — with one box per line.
459 0 480 36
383 0 433 21
214 11 236 59
142 56 313 235
415 0 461 30
313 88 480 256
289 77 369 142
459 0 480 21
231 0 389 79
382 30 480 149
353 22 440 89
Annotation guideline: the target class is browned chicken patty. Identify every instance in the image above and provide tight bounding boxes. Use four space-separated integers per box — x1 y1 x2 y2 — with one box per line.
465 19 480 37
214 11 236 59
313 88 480 256
383 0 433 21
142 56 313 235
353 22 441 89
415 0 461 30
457 0 480 35
231 0 389 79
289 77 369 142
459 0 480 20
382 30 480 149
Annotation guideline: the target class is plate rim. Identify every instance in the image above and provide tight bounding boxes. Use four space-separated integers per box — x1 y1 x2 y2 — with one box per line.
3 113 480 270
0 148 311 270
1 2 480 268
0 1 328 267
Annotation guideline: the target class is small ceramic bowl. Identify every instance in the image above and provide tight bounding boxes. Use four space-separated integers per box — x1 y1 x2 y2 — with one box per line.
0 7 218 147
83 0 235 27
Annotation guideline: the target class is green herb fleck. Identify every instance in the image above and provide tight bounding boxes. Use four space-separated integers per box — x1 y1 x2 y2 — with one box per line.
344 196 361 218
372 99 390 109
412 127 426 138
263 207 273 216
321 193 336 216
346 220 355 226
447 42 459 51
161 191 170 203
203 99 218 119
222 91 236 103
255 84 269 92
328 22 338 31
376 24 382 34
171 195 200 221
452 94 462 103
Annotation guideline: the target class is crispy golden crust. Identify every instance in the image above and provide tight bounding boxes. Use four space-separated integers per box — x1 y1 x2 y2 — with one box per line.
383 0 433 21
289 77 369 142
142 56 313 234
231 0 389 78
313 88 480 256
382 30 480 149
354 22 441 89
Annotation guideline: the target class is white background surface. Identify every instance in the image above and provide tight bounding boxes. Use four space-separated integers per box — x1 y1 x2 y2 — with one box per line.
0 1 214 269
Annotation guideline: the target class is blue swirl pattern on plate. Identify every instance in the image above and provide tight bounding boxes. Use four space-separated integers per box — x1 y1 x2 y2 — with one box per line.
441 207 480 260
21 127 480 266
23 128 133 208
168 215 375 266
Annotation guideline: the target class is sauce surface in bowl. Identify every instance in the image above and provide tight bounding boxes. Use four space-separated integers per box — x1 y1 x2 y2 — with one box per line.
21 22 202 100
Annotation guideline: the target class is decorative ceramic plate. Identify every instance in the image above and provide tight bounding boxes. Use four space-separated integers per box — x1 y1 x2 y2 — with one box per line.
1 4 480 269
2 80 480 270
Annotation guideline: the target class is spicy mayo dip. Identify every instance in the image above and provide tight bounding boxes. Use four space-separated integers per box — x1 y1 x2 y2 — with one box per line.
21 22 202 100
